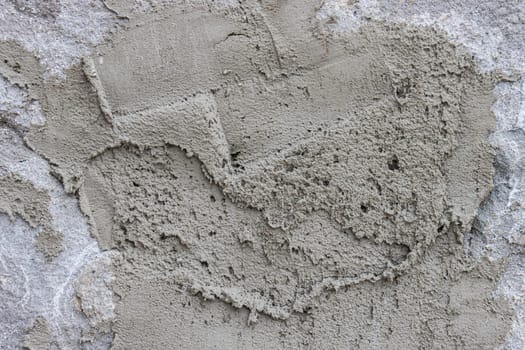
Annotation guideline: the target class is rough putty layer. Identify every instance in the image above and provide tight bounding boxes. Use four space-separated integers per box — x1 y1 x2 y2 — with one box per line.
0 0 520 349
318 1 525 348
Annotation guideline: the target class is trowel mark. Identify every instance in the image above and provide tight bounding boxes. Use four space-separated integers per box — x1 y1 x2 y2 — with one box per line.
82 57 113 124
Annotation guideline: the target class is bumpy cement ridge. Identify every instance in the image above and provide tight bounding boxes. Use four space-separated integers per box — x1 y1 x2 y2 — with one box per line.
82 57 113 124
113 93 232 185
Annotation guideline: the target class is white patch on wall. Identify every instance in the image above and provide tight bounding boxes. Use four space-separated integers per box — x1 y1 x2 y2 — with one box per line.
0 128 115 349
0 0 121 76
318 0 525 72
130 0 239 13
0 2 121 347
0 75 45 128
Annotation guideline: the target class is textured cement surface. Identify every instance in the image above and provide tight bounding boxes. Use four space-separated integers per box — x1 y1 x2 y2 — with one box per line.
1 0 524 349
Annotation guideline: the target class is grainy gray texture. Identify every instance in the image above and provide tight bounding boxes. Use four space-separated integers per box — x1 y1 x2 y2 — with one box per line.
1 0 524 349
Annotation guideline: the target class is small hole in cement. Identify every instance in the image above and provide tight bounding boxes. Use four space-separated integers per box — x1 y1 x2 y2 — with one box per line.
388 155 400 171
343 227 355 235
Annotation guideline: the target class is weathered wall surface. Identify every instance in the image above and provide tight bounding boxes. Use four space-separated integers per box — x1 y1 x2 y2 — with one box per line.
1 1 524 349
